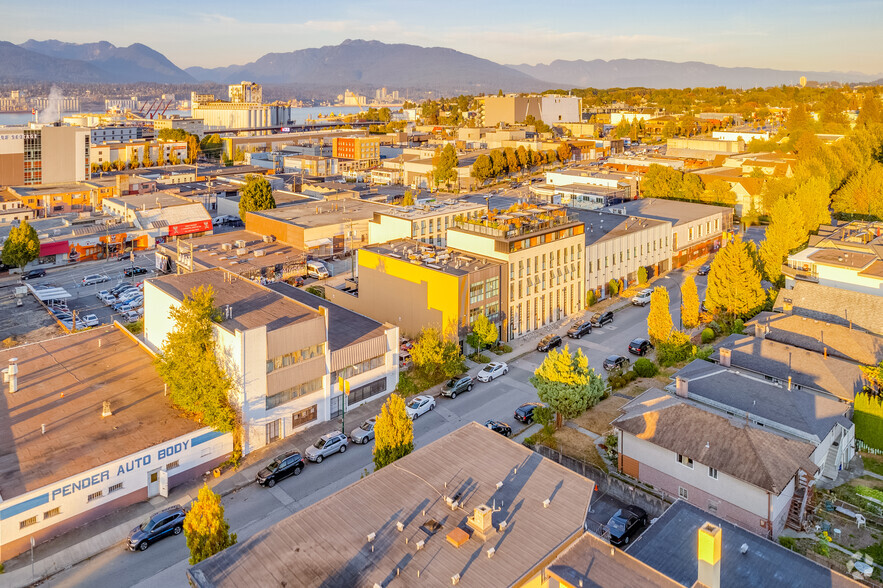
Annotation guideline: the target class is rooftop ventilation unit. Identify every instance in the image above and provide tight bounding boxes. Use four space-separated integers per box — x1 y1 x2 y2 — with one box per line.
235 240 247 248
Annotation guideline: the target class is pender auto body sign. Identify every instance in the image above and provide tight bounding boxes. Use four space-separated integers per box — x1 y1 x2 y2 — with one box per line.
168 219 212 237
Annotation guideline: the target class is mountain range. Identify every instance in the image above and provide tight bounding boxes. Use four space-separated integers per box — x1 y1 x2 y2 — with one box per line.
1 38 878 91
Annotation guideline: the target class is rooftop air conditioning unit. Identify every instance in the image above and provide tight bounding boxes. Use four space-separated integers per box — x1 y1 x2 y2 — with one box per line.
263 235 276 243
235 248 247 256
235 240 247 248
254 250 265 257
221 243 232 251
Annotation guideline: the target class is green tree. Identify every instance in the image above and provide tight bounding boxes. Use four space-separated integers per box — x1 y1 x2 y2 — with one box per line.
705 236 766 320
238 174 276 219
112 159 124 171
158 128 188 141
183 484 237 564
402 191 415 206
641 164 683 199
141 150 152 169
557 142 572 163
759 197 808 284
647 286 673 344
505 147 520 174
471 154 493 184
410 327 463 382
154 286 236 432
702 179 736 206
516 145 529 171
530 345 605 428
861 360 883 392
432 144 459 190
490 149 508 177
373 393 415 470
854 391 883 449
2 219 40 274
637 266 648 284
186 135 200 164
200 134 223 159
523 114 550 134
681 275 700 330
102 160 112 173
466 314 498 355
682 173 704 201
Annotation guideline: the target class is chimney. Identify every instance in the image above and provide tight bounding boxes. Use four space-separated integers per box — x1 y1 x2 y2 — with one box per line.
697 522 722 588
719 348 732 367
102 400 112 417
783 299 793 314
2 358 19 393
787 376 792 391
675 376 688 398
754 322 766 339
467 504 497 541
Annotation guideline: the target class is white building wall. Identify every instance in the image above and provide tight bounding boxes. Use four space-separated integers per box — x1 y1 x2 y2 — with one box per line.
368 215 412 245
540 96 581 124
586 222 671 295
0 427 230 553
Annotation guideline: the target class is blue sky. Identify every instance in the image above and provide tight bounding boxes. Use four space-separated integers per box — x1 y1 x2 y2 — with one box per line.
4 0 883 74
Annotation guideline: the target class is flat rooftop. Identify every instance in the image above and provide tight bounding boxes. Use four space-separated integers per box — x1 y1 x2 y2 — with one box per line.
626 500 860 588
158 230 307 276
0 326 199 499
603 198 729 226
376 200 486 220
252 199 388 227
363 239 504 277
104 191 194 210
149 268 320 333
187 422 593 588
808 248 876 270
574 209 669 247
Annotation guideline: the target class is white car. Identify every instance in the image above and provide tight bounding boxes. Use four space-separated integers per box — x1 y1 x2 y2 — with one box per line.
477 362 509 382
406 395 436 419
631 289 652 307
82 274 109 286
99 293 116 305
81 314 100 327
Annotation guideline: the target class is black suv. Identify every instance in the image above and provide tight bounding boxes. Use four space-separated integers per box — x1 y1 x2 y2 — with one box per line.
127 505 186 551
607 505 648 546
590 311 614 327
256 450 305 488
628 338 654 356
441 375 474 399
514 402 544 424
537 334 563 352
603 355 630 371
697 264 710 276
124 266 148 277
22 269 46 280
567 321 593 339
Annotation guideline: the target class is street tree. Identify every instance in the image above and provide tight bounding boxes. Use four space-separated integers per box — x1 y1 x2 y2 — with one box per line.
637 266 648 284
2 220 40 274
402 191 415 206
759 197 808 284
647 286 673 344
410 327 463 382
238 174 276 219
432 144 459 190
490 149 508 177
530 346 605 428
466 314 498 355
183 484 237 565
471 154 493 184
557 142 572 163
792 176 831 233
681 275 700 330
705 236 766 320
641 164 683 199
154 286 237 432
505 147 520 175
372 393 415 470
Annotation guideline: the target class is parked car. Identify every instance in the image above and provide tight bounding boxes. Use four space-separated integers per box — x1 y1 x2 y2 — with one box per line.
567 321 593 339
291 276 305 287
115 287 139 299
111 283 133 296
98 293 115 306
123 310 142 322
628 338 654 356
441 374 474 398
406 395 436 419
306 260 330 279
631 289 652 307
697 264 711 276
255 450 305 487
603 355 630 371
477 362 508 382
349 418 376 444
126 505 186 551
484 420 512 437
81 314 100 327
119 299 143 312
96 290 111 299
22 269 46 280
304 432 348 463
124 266 148 277
590 311 614 327
537 334 562 352
607 505 648 546
700 300 708 313
82 274 109 286
118 290 143 303
514 402 544 424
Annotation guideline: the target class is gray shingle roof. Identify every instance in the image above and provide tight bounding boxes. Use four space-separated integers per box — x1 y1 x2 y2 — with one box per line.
626 501 861 588
710 334 865 401
774 281 883 336
187 422 594 588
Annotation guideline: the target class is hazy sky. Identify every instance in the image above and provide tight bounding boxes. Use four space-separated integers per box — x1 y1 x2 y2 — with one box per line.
5 0 883 74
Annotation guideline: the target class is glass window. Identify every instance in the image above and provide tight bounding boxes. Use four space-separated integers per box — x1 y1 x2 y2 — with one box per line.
526 257 531 274
469 282 485 303
485 277 499 299
677 454 694 468
708 467 718 479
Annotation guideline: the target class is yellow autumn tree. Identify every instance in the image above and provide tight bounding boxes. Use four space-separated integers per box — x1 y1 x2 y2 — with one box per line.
183 484 237 565
681 275 700 330
373 393 414 470
647 286 673 344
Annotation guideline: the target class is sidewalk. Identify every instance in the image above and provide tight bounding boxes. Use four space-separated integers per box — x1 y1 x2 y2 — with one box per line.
2 299 635 587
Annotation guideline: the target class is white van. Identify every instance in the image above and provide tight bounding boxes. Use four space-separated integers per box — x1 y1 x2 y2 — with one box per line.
306 260 330 279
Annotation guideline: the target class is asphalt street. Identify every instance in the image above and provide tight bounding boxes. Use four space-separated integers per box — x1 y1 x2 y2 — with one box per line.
41 263 705 588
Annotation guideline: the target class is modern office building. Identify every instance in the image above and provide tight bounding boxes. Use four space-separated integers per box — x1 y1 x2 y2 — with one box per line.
367 200 487 247
331 136 381 168
477 95 582 126
0 124 90 186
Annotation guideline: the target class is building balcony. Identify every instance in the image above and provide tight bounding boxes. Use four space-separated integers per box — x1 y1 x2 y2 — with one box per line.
452 212 580 241
782 264 819 283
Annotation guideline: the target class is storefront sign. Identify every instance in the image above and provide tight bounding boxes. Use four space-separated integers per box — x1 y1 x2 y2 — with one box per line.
168 219 211 237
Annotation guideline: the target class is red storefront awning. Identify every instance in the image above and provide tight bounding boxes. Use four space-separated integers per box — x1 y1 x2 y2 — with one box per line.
40 241 69 257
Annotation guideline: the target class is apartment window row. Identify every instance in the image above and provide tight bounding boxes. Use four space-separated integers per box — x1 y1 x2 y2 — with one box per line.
333 355 385 381
513 264 579 299
266 376 324 409
266 343 325 374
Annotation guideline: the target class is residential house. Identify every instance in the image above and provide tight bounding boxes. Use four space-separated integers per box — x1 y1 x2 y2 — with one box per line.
774 280 883 336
